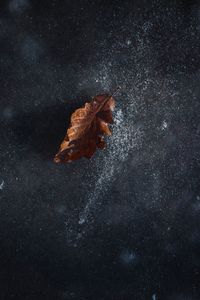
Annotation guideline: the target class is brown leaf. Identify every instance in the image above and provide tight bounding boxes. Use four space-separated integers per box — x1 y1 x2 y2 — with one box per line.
54 93 116 163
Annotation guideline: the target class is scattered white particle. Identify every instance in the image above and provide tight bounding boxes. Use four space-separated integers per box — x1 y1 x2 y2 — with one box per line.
95 79 99 82
197 195 200 201
0 180 5 190
152 294 156 300
126 38 132 46
78 217 85 225
67 105 141 243
161 120 168 130
119 249 137 265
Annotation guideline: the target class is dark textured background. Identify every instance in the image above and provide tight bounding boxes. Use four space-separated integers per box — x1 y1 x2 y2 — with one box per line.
1 0 200 299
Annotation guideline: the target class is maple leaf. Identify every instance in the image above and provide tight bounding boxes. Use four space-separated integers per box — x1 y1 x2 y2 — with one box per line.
54 93 116 163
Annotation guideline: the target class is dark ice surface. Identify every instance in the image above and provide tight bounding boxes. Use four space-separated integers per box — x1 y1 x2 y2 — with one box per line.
0 0 200 299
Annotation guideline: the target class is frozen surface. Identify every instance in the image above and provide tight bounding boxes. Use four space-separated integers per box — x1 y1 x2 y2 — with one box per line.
0 0 200 299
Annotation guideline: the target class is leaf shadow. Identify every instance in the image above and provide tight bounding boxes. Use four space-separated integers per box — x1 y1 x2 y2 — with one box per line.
10 93 90 160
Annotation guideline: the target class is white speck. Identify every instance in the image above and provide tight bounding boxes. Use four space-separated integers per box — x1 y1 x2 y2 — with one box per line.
95 79 99 82
0 180 5 190
78 217 85 225
126 38 132 46
161 120 168 130
119 249 137 265
152 294 156 300
197 195 200 201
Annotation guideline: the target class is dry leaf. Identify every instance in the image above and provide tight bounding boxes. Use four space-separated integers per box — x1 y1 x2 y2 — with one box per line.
54 93 116 163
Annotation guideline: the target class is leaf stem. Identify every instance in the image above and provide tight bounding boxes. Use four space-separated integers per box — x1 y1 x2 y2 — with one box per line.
95 86 120 113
